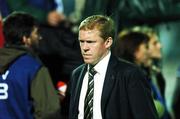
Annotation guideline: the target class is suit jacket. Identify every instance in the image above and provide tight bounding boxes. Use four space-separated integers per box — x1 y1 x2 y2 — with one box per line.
65 55 158 119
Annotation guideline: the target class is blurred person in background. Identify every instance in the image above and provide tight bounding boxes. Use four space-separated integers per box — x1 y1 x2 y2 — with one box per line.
6 0 65 26
0 12 61 119
4 0 83 95
0 12 4 47
131 26 166 97
131 26 173 119
172 66 180 119
113 29 171 119
113 32 149 67
0 0 9 47
0 0 9 18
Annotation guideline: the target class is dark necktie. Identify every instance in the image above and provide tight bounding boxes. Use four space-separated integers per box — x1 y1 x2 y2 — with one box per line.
84 66 97 119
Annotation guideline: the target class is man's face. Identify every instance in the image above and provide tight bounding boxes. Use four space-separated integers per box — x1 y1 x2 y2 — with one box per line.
29 27 41 47
148 35 162 59
134 43 149 66
79 29 111 65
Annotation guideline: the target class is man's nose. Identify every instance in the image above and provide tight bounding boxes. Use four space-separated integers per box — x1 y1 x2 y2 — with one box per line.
82 42 89 50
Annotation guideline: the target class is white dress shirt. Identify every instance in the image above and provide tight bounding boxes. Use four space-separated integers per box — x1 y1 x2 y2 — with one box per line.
78 52 111 119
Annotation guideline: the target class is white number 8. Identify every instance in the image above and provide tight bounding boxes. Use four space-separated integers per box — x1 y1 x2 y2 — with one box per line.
0 83 8 100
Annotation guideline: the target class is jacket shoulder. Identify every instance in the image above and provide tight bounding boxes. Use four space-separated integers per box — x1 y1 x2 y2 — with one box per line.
115 57 140 71
72 64 86 75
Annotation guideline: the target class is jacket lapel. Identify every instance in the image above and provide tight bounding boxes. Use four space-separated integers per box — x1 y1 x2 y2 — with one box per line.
73 64 87 111
101 55 117 117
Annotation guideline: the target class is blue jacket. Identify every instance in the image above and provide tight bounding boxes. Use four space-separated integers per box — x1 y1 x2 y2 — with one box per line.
0 54 41 119
0 47 61 119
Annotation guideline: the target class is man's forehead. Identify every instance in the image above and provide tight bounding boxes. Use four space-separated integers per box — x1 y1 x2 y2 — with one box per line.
79 29 100 34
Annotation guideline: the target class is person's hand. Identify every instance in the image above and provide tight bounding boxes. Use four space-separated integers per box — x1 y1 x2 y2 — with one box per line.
47 10 65 26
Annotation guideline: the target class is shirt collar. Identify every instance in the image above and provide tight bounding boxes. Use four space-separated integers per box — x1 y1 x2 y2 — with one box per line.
93 51 111 74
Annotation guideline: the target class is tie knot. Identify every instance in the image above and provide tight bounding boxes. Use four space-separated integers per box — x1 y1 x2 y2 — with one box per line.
89 66 97 76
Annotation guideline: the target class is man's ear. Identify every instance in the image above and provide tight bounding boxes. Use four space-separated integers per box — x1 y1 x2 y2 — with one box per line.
105 37 113 48
22 36 30 46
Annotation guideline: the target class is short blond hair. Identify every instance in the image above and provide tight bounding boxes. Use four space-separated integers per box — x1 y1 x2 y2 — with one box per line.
79 15 115 40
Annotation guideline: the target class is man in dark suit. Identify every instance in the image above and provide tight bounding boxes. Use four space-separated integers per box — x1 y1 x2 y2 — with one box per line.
65 15 158 119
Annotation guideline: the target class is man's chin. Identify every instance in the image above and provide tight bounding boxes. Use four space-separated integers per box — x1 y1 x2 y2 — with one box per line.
84 59 93 64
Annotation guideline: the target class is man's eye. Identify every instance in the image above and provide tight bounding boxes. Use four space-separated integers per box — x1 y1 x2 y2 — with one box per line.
79 40 84 43
87 41 95 43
